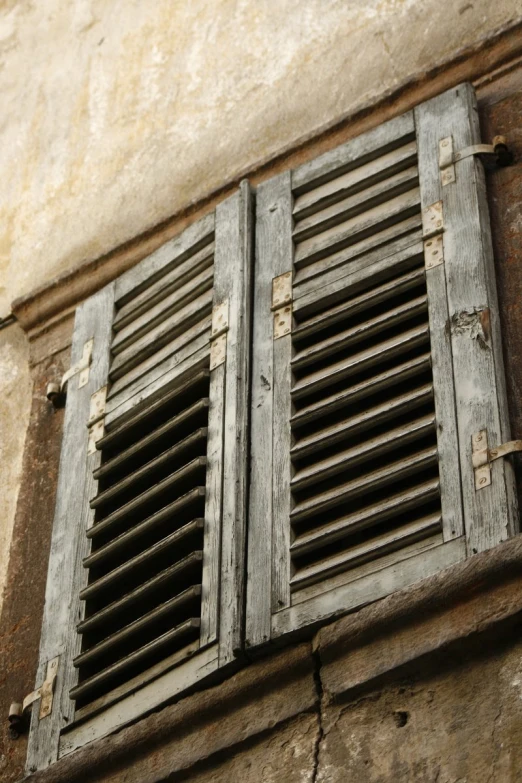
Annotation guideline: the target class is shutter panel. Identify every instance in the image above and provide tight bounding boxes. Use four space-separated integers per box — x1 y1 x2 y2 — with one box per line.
28 184 252 770
247 85 513 645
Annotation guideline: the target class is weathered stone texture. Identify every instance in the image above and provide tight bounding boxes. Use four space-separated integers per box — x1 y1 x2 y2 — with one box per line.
0 325 31 614
184 714 318 783
316 632 522 782
1 1 521 315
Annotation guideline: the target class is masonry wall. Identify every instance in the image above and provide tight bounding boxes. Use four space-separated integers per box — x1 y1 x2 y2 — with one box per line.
1 3 522 782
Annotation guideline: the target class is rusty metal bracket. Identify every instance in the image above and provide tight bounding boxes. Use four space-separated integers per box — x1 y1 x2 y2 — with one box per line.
272 272 293 340
472 429 522 490
8 656 59 734
46 338 94 406
424 233 444 271
439 135 513 186
210 300 229 370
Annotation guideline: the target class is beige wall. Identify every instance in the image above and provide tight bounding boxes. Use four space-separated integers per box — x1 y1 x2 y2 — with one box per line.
0 0 521 611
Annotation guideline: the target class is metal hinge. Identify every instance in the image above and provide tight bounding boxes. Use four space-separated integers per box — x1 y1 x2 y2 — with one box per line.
272 272 292 339
422 201 445 270
472 429 522 490
439 135 512 186
210 300 229 370
8 656 60 735
87 385 108 455
46 338 94 406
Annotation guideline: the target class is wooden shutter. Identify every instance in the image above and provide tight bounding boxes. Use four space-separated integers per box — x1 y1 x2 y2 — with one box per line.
246 84 517 646
27 184 252 770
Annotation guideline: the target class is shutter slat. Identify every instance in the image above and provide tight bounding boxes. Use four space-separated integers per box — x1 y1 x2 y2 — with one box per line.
80 523 204 601
88 479 206 541
291 446 439 525
83 516 204 571
291 294 428 371
294 187 421 269
291 383 434 460
291 477 440 557
74 586 202 665
293 267 426 339
291 353 431 429
293 165 419 243
90 435 207 509
94 399 209 481
109 294 212 379
291 322 430 400
77 551 203 635
294 215 422 293
69 618 201 702
114 243 214 330
293 140 417 221
112 266 214 353
290 512 442 590
99 370 210 449
291 413 436 491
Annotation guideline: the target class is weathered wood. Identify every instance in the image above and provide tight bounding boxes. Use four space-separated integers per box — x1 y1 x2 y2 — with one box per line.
291 446 438 526
291 413 435 491
109 290 212 378
245 176 282 647
59 646 220 758
217 181 253 665
415 83 519 552
295 187 421 268
291 477 440 557
293 165 419 243
291 512 442 591
291 383 434 460
270 179 294 614
293 266 425 338
112 266 213 354
291 352 431 429
291 322 430 400
200 362 225 646
26 284 115 773
293 139 417 220
272 537 465 636
292 294 428 370
114 212 215 305
292 110 414 193
105 345 209 428
114 242 214 330
294 214 421 293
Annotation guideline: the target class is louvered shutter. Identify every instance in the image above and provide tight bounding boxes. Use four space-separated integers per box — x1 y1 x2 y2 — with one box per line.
27 184 252 770
246 84 518 646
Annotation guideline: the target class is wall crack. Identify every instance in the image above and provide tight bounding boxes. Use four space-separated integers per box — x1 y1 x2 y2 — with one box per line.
311 649 325 783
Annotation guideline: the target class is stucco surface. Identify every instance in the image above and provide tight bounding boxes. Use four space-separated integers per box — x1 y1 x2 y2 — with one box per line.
1 0 521 316
0 324 31 614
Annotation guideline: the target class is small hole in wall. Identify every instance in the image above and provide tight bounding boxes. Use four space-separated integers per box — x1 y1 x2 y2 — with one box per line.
393 710 409 728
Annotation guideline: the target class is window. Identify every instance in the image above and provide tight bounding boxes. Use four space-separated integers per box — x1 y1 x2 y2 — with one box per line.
27 84 518 772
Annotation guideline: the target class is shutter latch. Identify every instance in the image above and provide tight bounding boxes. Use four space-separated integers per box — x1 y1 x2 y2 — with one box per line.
210 300 229 370
472 429 522 490
8 656 60 737
439 135 512 186
272 272 293 339
46 338 94 407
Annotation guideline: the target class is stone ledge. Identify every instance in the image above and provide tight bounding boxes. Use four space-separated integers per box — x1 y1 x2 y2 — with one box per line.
21 643 317 783
314 535 522 700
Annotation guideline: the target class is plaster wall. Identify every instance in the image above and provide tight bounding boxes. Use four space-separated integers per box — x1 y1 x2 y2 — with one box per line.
0 0 521 612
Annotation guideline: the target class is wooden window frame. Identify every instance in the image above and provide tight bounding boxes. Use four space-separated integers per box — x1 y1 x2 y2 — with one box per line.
27 184 252 771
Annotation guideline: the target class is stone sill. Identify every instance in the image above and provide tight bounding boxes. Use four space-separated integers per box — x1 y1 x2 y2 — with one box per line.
20 534 522 783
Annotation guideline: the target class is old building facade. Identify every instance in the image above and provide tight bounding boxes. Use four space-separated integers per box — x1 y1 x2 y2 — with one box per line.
1 2 522 781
